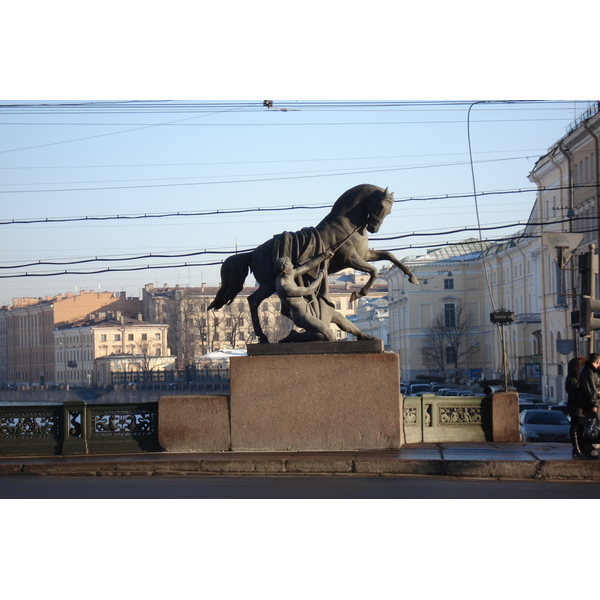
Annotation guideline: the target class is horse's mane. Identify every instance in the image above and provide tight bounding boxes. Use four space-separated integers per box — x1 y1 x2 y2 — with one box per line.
327 183 387 218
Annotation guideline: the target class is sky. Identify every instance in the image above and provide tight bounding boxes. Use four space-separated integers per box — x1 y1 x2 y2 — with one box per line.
0 99 593 306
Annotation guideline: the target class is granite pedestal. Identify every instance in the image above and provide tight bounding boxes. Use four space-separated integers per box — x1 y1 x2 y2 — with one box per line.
158 395 230 452
229 342 402 451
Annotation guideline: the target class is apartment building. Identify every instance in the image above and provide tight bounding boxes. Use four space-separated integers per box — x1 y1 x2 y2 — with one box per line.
387 241 488 383
54 315 171 388
387 102 600 402
0 291 143 387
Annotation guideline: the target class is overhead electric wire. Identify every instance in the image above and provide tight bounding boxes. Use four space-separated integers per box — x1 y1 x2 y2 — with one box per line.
0 155 538 189
0 183 595 226
1 218 597 279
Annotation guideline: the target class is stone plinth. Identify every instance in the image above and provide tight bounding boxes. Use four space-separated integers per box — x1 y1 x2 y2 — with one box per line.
158 395 230 452
229 351 402 451
489 391 520 442
246 339 383 356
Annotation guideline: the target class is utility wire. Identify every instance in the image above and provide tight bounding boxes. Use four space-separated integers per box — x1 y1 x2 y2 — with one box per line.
2 221 597 278
1 184 596 226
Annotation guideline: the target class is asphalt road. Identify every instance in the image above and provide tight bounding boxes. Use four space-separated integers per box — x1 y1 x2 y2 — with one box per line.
2 475 600 498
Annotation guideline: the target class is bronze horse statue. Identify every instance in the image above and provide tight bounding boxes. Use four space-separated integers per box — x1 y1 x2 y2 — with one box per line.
208 183 419 343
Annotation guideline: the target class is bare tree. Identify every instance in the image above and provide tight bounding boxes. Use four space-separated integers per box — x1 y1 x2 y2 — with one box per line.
259 300 294 343
222 299 253 347
189 297 213 355
421 301 476 374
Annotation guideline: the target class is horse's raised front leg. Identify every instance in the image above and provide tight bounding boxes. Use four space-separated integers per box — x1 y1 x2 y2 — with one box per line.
367 249 419 285
248 284 275 344
343 253 379 303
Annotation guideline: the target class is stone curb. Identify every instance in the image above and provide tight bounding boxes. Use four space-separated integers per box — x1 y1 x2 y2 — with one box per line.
2 454 600 480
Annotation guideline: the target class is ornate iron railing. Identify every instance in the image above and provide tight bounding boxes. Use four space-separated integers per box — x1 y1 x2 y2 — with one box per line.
0 401 159 456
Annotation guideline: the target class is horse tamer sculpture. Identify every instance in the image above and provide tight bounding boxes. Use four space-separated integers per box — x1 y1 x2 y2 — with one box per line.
208 183 419 343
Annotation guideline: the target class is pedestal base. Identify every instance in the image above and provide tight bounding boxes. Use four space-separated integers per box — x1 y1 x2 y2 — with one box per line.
229 351 402 451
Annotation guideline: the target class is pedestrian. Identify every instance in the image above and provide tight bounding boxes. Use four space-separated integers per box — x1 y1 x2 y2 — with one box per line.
575 353 600 458
566 356 587 458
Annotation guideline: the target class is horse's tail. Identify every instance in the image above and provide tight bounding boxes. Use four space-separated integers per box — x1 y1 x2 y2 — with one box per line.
207 252 252 311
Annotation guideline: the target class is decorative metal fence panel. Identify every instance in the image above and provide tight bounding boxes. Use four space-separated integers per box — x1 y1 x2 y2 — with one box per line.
111 371 175 384
0 405 63 455
403 395 486 443
0 401 159 456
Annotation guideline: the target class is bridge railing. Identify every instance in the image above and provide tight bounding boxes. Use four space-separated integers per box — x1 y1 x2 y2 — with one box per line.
403 394 487 443
0 392 510 455
0 400 160 456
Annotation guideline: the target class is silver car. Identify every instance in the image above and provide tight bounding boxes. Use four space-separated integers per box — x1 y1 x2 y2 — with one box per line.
519 410 570 443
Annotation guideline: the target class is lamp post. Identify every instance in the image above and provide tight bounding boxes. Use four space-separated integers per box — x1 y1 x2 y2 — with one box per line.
490 308 515 392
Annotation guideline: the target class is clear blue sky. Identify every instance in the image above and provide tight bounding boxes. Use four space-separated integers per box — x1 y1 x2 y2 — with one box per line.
0 100 591 306
2 2 598 307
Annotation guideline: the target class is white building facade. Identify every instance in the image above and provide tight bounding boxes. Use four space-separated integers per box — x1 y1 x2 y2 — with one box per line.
387 102 600 402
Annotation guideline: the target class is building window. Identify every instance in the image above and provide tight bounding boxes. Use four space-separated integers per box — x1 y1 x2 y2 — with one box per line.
100 334 107 342
114 334 121 341
141 333 147 341
444 303 456 328
444 279 454 290
446 345 457 364
128 334 134 341
154 333 160 340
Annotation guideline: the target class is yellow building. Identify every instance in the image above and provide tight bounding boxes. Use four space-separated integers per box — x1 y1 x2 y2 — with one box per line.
387 241 488 383
54 315 171 388
0 291 143 387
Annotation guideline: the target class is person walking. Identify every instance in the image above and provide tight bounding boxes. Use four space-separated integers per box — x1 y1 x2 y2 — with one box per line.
566 356 587 458
575 353 600 458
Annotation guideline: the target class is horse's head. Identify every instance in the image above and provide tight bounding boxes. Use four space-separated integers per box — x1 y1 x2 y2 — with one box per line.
366 187 394 233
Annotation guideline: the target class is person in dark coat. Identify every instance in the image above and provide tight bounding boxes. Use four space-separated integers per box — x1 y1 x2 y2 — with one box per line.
566 356 587 457
574 353 600 458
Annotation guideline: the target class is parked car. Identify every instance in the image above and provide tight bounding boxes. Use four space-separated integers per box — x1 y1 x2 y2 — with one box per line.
549 404 570 419
440 388 461 396
407 383 432 396
518 393 544 403
519 401 550 413
519 409 570 443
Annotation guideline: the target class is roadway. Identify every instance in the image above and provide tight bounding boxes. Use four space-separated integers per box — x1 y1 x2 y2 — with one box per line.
2 474 600 498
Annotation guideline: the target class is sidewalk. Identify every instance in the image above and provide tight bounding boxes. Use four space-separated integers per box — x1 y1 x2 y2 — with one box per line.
2 443 600 480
